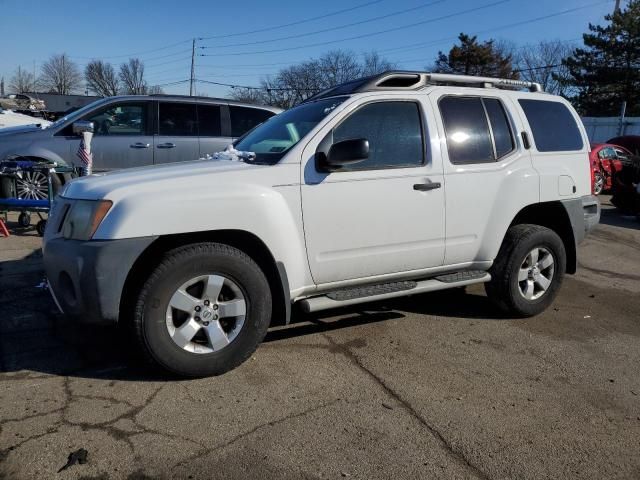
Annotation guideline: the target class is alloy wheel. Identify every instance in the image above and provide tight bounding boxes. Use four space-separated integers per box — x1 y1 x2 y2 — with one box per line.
16 171 49 200
165 274 246 354
517 247 555 301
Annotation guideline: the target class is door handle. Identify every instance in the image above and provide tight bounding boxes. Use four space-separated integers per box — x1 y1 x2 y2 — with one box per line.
130 142 150 149
157 142 176 149
413 181 442 191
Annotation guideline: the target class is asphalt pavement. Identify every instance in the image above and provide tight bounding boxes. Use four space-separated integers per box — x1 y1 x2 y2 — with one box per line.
0 197 639 480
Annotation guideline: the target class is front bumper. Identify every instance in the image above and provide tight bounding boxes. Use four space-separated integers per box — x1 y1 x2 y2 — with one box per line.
43 236 157 324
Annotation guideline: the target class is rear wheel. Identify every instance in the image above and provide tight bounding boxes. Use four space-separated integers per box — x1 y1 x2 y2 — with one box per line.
593 170 605 195
485 224 566 317
133 242 272 377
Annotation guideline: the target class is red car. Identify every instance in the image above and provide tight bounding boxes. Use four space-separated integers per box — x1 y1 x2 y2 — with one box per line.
589 143 632 194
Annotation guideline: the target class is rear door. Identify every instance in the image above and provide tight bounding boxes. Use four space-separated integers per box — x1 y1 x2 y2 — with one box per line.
198 103 231 157
431 92 538 265
154 101 200 164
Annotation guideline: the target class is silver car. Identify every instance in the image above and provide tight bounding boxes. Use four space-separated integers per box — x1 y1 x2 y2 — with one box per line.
0 95 280 198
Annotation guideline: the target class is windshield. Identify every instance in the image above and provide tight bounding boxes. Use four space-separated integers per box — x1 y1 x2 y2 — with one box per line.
233 96 347 164
46 98 110 129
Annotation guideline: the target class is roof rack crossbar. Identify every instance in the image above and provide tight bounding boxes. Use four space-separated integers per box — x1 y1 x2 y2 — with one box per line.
303 71 543 103
424 73 542 93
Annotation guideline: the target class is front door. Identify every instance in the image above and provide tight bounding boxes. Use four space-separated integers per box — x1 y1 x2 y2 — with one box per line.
301 98 446 285
81 101 153 171
155 101 200 164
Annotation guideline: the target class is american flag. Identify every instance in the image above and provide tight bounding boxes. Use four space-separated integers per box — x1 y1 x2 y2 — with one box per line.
76 137 93 166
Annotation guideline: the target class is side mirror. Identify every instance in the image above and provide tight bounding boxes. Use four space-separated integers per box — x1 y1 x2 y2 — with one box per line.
320 138 369 171
72 121 94 136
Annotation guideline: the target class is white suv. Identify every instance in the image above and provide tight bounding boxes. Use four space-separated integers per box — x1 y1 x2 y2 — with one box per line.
43 71 600 377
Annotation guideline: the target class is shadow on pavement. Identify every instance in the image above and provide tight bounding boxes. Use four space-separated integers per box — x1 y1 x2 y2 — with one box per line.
1 249 506 382
599 207 640 230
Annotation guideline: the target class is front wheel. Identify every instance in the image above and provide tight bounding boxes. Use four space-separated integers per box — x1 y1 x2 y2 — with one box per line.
485 224 566 317
133 242 272 377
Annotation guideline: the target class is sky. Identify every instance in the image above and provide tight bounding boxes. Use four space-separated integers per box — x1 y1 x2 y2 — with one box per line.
0 0 618 98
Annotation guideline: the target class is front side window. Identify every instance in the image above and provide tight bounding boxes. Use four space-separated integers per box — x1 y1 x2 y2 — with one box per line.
518 99 583 152
159 102 198 136
332 101 424 170
84 102 147 136
230 106 275 137
234 96 347 164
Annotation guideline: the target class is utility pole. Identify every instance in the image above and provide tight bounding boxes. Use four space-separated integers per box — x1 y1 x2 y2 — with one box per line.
614 0 621 13
190 38 196 96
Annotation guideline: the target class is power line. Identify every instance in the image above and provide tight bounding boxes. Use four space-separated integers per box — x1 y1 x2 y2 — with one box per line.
198 0 385 40
200 0 446 49
69 39 193 60
199 0 511 57
379 1 607 55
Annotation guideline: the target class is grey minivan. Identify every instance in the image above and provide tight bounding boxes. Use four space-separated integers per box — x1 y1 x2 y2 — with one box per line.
0 95 280 199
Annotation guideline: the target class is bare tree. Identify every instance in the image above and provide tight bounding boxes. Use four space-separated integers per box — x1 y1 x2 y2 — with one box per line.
231 50 395 109
119 58 147 94
1 77 5 96
40 54 82 94
361 51 397 76
147 85 165 95
85 60 120 97
9 66 37 93
515 40 575 96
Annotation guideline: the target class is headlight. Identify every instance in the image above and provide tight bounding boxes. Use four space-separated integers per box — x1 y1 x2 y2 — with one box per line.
61 199 112 240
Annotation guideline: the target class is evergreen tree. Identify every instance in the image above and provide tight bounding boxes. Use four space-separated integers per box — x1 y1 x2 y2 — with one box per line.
562 0 640 115
432 34 518 79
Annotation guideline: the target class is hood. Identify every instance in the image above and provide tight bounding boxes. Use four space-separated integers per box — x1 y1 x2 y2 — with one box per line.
62 158 272 201
0 122 48 136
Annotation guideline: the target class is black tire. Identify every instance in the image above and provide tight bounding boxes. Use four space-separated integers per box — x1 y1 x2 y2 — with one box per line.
485 224 566 317
18 212 31 228
133 242 272 377
36 220 47 236
0 177 16 198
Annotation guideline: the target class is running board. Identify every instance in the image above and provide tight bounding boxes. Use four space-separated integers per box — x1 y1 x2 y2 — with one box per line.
299 271 491 313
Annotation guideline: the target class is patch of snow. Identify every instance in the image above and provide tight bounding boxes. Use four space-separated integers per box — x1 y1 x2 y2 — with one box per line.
212 144 256 162
0 109 51 129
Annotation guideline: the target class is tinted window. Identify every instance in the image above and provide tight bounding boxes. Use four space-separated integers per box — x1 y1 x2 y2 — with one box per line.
484 98 514 159
159 102 198 136
230 106 274 137
440 97 493 164
198 104 222 136
333 101 424 170
83 102 147 136
518 99 583 152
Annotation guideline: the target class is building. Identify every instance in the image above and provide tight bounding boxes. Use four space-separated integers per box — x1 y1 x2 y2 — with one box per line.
25 92 101 114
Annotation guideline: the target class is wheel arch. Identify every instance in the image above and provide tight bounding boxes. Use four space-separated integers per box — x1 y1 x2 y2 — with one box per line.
508 201 577 274
119 229 291 328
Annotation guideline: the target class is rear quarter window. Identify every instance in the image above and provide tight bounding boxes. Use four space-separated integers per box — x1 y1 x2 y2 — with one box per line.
518 99 583 152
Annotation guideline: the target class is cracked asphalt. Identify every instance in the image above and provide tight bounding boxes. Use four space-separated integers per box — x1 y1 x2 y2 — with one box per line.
1 197 639 480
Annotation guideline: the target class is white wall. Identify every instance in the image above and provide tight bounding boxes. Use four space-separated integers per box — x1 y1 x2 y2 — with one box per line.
581 117 640 143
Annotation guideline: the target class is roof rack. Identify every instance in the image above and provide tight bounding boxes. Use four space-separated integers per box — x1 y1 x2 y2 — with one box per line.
304 70 542 102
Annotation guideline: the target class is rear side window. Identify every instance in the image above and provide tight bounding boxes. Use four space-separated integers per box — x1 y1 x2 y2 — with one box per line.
483 98 514 158
439 97 494 164
518 99 583 152
198 104 222 136
333 101 424 171
230 106 275 137
159 102 198 136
